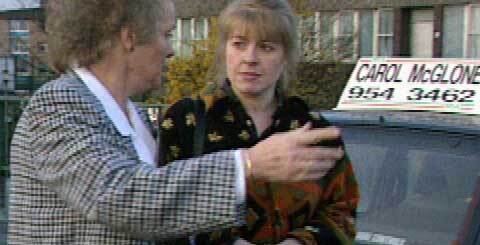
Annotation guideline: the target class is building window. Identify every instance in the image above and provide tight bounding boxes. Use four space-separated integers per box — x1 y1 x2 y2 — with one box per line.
194 18 208 40
8 20 28 32
335 11 355 59
360 10 374 57
171 20 180 55
15 55 31 76
468 5 480 58
9 36 29 54
376 9 394 56
319 12 335 59
443 6 465 58
304 9 394 61
174 18 209 57
300 14 319 60
180 19 193 57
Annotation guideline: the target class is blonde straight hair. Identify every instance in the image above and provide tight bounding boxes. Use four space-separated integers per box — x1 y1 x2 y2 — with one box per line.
209 0 300 93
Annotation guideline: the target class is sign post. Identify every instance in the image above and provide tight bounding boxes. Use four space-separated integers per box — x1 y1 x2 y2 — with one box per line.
336 58 480 115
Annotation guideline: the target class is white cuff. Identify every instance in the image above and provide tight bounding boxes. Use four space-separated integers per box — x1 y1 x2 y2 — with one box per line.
234 150 247 206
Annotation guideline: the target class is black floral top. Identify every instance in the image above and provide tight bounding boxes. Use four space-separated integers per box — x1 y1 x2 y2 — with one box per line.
159 84 359 245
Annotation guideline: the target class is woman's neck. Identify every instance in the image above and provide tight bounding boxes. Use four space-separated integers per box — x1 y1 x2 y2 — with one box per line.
89 63 130 116
236 89 277 136
237 89 276 114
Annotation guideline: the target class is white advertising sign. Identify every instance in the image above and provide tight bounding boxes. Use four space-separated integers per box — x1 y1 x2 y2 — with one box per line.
336 58 480 115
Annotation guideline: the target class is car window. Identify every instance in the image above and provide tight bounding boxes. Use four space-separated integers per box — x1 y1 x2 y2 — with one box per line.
341 126 480 245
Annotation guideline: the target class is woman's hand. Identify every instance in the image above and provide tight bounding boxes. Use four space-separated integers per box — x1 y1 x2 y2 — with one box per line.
277 238 303 245
246 123 343 182
233 237 255 245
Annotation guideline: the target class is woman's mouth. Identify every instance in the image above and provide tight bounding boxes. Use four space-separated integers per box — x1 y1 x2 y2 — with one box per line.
239 72 261 80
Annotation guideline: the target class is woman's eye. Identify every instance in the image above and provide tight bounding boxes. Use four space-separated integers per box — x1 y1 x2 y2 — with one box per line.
260 43 275 52
232 41 245 48
165 29 176 39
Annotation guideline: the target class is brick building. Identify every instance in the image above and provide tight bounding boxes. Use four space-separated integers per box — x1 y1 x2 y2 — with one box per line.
1 0 478 66
0 0 48 92
0 0 48 181
171 0 480 60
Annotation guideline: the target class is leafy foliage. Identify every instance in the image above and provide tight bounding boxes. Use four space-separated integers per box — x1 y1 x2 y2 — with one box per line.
292 62 354 109
163 42 214 104
166 18 219 104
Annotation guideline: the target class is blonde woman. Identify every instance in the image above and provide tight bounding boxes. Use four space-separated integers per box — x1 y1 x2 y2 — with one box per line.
160 0 360 244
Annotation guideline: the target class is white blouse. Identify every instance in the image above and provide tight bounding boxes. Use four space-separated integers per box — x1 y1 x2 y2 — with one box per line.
73 68 158 165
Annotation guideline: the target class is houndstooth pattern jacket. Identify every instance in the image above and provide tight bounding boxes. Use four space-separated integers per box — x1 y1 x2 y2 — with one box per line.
8 73 245 244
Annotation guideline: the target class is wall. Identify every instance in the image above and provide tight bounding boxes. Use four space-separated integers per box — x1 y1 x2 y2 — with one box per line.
173 0 477 17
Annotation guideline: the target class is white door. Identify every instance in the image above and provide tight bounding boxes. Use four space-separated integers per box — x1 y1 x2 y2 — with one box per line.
410 9 434 58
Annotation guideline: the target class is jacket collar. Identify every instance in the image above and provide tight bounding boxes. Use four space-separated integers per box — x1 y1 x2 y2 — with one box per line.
72 67 136 137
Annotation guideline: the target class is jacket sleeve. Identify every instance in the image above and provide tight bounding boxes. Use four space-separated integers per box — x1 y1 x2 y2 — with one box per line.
288 156 360 245
26 85 245 241
287 105 360 245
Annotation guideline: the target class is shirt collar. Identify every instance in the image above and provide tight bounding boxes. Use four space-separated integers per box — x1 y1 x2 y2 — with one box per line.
221 79 286 113
73 67 135 137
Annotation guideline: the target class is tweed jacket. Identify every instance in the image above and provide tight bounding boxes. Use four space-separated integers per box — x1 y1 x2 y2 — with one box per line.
8 73 245 245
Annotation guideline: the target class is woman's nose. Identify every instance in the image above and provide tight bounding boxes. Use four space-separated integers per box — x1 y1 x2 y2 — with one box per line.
242 45 259 64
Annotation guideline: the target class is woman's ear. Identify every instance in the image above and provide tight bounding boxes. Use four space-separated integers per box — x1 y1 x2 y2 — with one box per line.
120 27 136 52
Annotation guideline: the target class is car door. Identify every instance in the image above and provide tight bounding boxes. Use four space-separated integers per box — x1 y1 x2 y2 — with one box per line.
321 111 480 245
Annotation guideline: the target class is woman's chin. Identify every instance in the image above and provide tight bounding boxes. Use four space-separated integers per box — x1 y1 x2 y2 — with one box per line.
237 89 264 98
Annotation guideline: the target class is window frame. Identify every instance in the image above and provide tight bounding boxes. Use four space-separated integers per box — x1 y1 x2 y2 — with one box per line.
317 11 336 61
466 4 480 58
303 10 359 62
8 20 28 33
173 17 209 57
9 36 30 55
442 5 465 58
359 10 375 58
300 12 321 61
373 8 394 57
333 10 358 61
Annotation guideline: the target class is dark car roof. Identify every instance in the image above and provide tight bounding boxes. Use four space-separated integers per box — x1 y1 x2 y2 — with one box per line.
317 110 480 136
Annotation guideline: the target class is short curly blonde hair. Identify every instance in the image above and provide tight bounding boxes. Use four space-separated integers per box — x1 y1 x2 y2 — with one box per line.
210 0 299 93
46 0 169 73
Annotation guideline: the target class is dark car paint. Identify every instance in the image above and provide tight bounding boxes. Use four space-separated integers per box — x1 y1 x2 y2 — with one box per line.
318 110 480 245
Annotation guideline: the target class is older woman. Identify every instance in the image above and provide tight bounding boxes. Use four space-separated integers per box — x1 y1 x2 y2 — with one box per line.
7 0 345 244
160 0 360 244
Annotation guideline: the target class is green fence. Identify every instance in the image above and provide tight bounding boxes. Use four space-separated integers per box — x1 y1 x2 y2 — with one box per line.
0 96 25 176
0 54 56 176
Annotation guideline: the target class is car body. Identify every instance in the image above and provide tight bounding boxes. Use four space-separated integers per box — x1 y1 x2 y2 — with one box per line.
318 110 480 245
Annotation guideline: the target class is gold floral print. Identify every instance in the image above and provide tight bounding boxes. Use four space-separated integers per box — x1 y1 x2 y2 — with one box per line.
208 132 224 142
290 120 300 129
185 113 196 126
224 111 234 123
169 145 180 158
162 118 174 129
238 130 250 141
